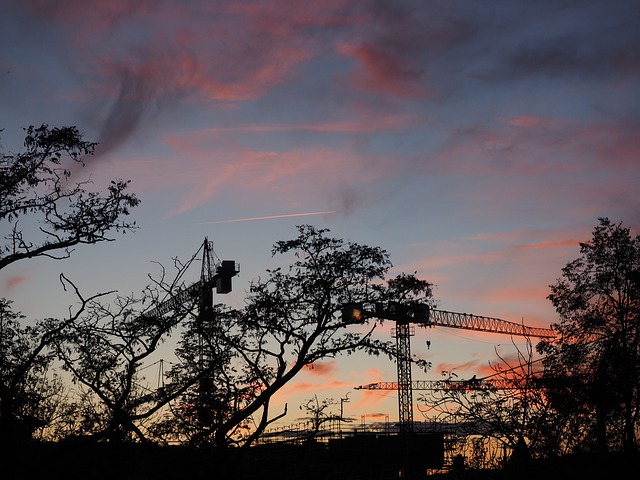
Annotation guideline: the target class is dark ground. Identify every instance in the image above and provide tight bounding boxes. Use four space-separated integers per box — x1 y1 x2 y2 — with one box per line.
3 440 639 480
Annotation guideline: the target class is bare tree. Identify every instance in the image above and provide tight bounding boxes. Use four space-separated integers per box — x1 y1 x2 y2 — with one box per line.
298 394 351 444
417 337 554 469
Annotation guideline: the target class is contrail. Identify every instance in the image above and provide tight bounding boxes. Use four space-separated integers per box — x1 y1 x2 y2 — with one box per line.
200 211 336 224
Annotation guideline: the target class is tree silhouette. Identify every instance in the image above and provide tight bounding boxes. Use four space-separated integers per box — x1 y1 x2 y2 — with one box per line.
0 124 139 270
0 298 60 442
539 217 640 454
140 225 434 477
0 124 140 445
417 337 552 470
49 248 214 443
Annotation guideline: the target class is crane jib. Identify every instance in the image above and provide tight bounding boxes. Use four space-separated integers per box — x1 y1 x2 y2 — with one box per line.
427 309 555 339
341 300 555 435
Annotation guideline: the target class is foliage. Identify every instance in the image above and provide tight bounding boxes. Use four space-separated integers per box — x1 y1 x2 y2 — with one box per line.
49 251 209 443
151 303 246 447
418 217 640 465
43 224 434 456
0 299 56 443
0 124 140 444
148 225 435 457
0 124 140 270
538 217 640 454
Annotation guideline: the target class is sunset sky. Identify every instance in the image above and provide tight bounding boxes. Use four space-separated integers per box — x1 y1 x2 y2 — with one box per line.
2 0 639 428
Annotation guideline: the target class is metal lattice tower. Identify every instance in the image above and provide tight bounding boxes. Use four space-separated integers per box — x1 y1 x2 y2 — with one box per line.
341 301 555 434
138 238 238 440
392 321 415 432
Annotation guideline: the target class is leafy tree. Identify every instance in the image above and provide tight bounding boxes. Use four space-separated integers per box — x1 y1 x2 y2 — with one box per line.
0 287 104 445
209 226 432 450
151 225 434 471
153 303 246 447
0 298 56 443
538 217 640 454
0 124 140 444
1 124 140 270
45 225 433 457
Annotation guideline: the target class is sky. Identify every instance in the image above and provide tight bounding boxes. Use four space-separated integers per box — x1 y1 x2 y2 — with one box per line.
1 0 639 430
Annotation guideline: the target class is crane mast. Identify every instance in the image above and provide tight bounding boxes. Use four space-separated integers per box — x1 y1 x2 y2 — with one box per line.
393 319 414 432
140 238 239 323
342 302 554 432
139 238 239 436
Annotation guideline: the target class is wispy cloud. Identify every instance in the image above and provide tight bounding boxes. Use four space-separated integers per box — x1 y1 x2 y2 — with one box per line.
4 274 31 291
304 361 338 377
208 115 414 133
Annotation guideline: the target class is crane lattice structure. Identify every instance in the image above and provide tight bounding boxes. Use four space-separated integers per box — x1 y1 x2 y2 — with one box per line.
141 238 238 320
142 238 239 431
355 378 545 392
342 302 555 433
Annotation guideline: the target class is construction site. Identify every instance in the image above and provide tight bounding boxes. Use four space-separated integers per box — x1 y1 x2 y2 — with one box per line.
135 238 556 478
4 234 640 480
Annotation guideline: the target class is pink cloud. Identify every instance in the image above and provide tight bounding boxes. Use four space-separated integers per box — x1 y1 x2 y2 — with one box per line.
21 0 362 106
270 378 353 411
353 389 395 410
89 34 310 105
339 41 428 98
434 357 488 378
305 361 338 377
148 130 389 217
208 114 414 133
20 0 157 32
394 225 589 331
514 239 583 250
362 412 390 420
505 116 544 128
504 115 640 170
362 368 385 379
4 275 31 291
286 380 351 394
427 114 640 183
465 228 587 247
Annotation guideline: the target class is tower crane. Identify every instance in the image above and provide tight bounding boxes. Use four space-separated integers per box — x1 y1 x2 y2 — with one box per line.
355 377 545 392
141 238 239 429
342 302 555 433
141 237 239 322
